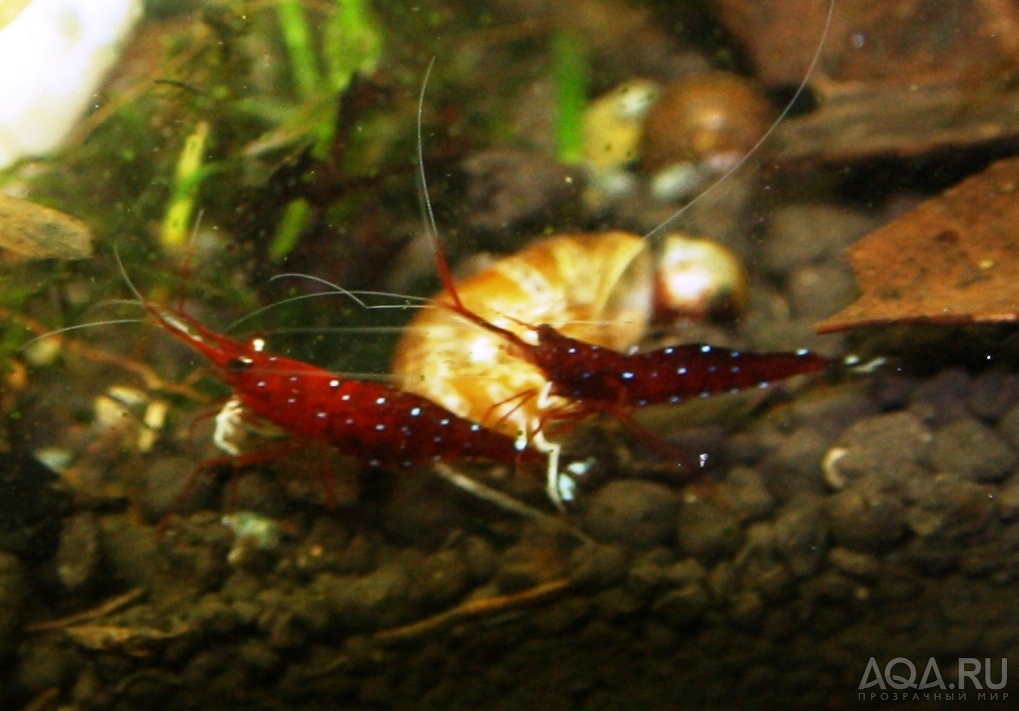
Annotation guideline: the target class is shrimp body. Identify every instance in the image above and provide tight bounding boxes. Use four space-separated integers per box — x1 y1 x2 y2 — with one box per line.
148 304 536 470
392 231 654 445
528 324 830 409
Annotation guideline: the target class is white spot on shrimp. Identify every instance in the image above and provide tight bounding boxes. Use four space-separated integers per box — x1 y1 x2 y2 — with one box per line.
440 418 450 426
410 407 422 417
796 348 809 356
252 338 267 352
376 397 386 405
345 418 354 426
470 423 480 431
375 424 386 431
677 367 688 375
256 381 267 388
700 345 712 353
287 397 296 404
341 394 351 401
664 347 675 355
288 375 299 383
621 372 635 380
329 379 340 388
730 365 741 373
317 411 327 419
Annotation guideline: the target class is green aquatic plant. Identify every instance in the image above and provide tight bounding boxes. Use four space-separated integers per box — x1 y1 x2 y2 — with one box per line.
552 30 588 166
160 120 213 253
250 0 384 161
255 0 384 259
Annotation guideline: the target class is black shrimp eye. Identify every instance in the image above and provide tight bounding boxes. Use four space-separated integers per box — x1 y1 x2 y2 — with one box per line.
227 356 254 373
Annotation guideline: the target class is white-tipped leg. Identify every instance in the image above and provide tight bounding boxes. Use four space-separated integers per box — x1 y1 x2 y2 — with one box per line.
213 397 289 457
531 430 566 511
213 397 245 456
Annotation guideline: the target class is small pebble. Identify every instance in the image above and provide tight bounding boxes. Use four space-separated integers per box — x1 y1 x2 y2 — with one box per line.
627 549 674 599
16 638 79 695
828 547 882 579
318 563 412 631
495 540 567 593
190 594 243 637
665 558 708 587
803 570 859 603
968 371 1019 420
997 402 1019 450
763 204 875 275
413 549 471 607
786 262 858 320
900 538 959 576
743 559 793 604
787 388 880 440
761 428 831 500
460 535 498 583
652 583 710 627
583 480 680 549
723 467 775 521
928 418 1018 483
908 369 972 426
827 486 906 553
905 474 999 542
997 479 1019 521
381 475 464 546
958 541 1006 578
569 543 629 588
55 511 101 592
825 412 933 489
773 495 828 578
675 499 743 564
728 590 766 630
707 561 738 600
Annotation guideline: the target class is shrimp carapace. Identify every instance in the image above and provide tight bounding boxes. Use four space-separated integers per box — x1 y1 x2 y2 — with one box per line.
146 303 540 472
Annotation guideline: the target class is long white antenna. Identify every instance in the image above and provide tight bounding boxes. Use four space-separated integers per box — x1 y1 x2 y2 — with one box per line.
417 57 440 247
643 0 836 244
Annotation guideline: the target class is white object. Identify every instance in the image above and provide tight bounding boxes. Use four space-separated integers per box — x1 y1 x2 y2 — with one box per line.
0 0 142 169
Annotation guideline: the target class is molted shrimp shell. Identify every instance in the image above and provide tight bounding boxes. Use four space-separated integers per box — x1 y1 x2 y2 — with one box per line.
391 231 654 444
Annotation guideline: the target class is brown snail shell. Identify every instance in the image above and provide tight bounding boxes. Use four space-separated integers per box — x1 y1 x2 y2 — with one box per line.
641 71 773 199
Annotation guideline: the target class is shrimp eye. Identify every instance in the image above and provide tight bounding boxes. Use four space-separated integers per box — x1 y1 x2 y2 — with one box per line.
227 356 254 373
